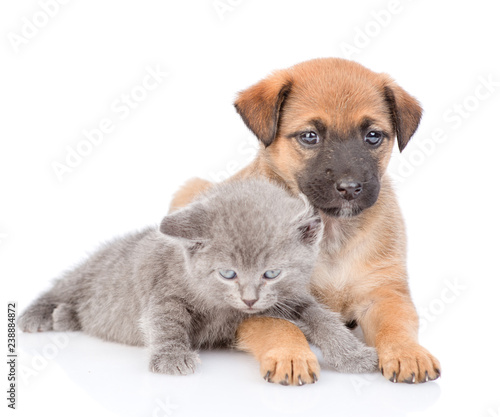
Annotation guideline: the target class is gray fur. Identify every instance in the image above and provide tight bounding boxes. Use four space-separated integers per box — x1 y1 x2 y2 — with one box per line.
18 179 378 375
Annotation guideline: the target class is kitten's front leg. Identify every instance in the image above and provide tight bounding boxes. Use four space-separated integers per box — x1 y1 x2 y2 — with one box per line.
295 301 378 374
141 298 200 375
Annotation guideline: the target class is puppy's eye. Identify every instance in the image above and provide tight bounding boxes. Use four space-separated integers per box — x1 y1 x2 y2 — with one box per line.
364 131 383 146
298 131 319 146
263 270 281 279
219 270 237 279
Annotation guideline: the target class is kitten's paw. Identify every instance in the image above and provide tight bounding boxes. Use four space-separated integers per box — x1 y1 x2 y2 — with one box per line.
260 347 320 386
331 345 379 374
378 342 440 383
18 303 55 333
52 303 80 331
149 350 200 375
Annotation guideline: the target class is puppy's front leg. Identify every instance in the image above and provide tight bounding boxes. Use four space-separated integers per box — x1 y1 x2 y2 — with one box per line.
295 301 378 374
236 317 320 386
141 299 199 375
357 282 441 383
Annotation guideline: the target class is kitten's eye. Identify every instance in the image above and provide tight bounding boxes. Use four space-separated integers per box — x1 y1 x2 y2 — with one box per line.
298 131 319 146
219 269 237 279
364 131 383 146
263 270 281 279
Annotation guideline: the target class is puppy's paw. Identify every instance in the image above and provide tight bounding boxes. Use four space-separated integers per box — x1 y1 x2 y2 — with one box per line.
149 350 200 375
260 347 320 386
379 343 441 383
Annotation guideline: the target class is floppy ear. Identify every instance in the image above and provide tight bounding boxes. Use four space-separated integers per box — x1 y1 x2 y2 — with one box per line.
382 77 423 152
159 203 210 253
234 70 292 147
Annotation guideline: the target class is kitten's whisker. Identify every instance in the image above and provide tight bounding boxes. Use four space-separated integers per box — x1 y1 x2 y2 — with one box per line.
272 301 301 321
271 303 293 320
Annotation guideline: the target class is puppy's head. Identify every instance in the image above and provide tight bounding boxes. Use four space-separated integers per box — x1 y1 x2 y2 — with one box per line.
234 58 422 217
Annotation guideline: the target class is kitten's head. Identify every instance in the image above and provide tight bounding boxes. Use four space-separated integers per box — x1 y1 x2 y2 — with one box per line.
159 179 323 313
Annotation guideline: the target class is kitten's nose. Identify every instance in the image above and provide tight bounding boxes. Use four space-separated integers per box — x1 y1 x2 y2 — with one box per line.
242 299 258 308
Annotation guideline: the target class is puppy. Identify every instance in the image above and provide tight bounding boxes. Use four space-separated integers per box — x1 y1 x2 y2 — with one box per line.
170 58 440 385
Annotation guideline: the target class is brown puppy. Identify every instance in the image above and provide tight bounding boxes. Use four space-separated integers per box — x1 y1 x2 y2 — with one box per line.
169 58 440 385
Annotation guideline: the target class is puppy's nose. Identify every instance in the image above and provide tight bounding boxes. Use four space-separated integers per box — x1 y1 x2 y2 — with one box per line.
242 299 258 308
336 180 363 201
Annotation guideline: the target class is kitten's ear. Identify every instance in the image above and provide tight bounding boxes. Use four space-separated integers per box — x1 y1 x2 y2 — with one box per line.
297 216 323 246
294 195 324 245
159 203 210 253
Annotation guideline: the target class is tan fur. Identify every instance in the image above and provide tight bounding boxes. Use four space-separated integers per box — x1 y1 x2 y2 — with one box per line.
237 317 320 385
170 58 440 385
169 177 213 214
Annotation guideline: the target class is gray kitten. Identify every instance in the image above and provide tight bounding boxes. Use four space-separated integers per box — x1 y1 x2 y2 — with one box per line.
18 179 378 379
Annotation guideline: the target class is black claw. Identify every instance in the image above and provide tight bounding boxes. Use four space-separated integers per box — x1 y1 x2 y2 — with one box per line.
263 371 271 382
298 375 304 386
380 367 384 375
390 371 397 383
312 373 318 383
403 373 416 384
435 368 441 378
280 374 289 386
424 370 430 382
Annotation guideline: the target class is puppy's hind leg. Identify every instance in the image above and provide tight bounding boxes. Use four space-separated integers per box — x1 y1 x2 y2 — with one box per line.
168 178 213 213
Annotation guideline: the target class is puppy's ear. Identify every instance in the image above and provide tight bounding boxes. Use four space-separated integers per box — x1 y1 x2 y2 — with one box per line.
159 203 210 253
234 70 292 147
382 77 423 152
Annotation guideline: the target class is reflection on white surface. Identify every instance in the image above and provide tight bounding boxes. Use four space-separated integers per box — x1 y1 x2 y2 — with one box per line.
19 332 441 417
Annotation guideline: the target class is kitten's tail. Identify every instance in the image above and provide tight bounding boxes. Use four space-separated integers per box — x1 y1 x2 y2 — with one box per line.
18 298 80 333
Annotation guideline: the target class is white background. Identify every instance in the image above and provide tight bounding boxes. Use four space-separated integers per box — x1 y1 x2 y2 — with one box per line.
1 1 500 416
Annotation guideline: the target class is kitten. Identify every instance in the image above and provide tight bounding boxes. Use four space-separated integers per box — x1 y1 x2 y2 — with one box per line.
18 179 378 377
